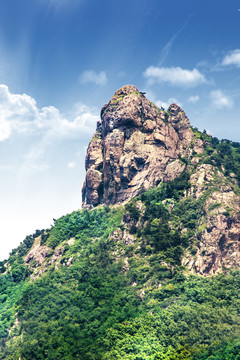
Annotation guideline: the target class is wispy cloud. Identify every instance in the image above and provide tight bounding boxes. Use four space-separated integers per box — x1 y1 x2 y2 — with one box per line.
0 84 99 142
68 161 76 169
48 0 85 11
210 90 233 109
20 144 50 176
79 70 107 86
158 19 190 66
222 49 240 68
188 95 200 103
143 66 207 87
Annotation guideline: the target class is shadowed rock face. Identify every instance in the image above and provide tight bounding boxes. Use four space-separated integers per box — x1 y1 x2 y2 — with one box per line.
82 85 197 208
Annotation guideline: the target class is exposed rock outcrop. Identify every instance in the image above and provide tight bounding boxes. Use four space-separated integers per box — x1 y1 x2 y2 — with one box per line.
183 164 240 275
82 85 199 208
24 236 75 279
81 84 240 276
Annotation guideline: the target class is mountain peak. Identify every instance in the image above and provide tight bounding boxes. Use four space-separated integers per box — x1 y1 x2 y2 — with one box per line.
114 84 139 95
82 86 199 208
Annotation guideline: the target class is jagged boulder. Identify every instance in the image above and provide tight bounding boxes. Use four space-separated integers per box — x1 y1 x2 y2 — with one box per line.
82 85 199 208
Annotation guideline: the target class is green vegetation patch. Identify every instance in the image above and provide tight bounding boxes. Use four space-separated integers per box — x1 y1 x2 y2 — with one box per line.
47 205 124 249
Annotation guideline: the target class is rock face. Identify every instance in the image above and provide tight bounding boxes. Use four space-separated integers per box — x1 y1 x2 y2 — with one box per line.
82 85 240 275
183 164 240 275
82 85 198 208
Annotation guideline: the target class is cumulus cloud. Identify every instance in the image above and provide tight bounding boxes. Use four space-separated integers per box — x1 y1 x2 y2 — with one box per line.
188 95 200 103
143 66 206 87
0 84 99 142
222 49 240 67
0 84 99 177
80 70 107 85
210 90 233 109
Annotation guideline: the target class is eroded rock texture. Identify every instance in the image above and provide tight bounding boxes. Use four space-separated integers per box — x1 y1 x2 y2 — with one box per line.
183 164 240 275
82 85 196 208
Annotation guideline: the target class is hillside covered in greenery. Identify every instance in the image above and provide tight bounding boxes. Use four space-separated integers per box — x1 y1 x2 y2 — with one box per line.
0 130 240 359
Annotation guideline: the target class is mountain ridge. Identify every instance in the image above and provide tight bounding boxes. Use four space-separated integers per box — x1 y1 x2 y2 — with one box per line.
0 87 240 359
81 85 240 275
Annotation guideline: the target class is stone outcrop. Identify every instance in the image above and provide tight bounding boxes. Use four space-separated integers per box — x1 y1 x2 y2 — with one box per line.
183 164 240 275
81 84 240 275
24 236 75 279
82 85 199 208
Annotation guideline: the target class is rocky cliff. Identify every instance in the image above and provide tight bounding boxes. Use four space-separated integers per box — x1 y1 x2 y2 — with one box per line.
82 85 202 208
82 85 240 275
185 164 240 275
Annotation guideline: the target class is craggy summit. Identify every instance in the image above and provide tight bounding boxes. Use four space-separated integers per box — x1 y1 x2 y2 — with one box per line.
82 85 200 208
81 85 240 275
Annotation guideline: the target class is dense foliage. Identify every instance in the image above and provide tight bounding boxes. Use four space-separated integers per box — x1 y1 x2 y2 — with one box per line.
0 274 25 342
2 240 240 359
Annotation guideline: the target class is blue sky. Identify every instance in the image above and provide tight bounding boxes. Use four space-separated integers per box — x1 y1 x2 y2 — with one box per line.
1 0 240 259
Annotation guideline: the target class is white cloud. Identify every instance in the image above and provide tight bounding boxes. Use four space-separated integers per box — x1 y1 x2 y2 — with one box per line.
222 49 240 67
143 66 206 87
210 90 233 109
0 84 99 142
68 161 76 168
0 118 11 141
80 70 107 86
188 95 200 103
0 84 100 180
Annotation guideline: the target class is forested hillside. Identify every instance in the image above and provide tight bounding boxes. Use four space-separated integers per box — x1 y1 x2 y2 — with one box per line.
1 129 240 359
1 85 240 359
